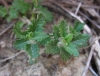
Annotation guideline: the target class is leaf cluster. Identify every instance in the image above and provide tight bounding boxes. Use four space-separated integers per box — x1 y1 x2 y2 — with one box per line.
0 0 31 21
0 0 53 22
0 0 53 63
0 0 90 62
32 0 53 22
14 14 49 63
45 20 90 61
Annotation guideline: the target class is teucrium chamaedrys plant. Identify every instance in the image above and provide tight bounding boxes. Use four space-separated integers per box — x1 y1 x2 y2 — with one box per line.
45 20 90 61
0 0 90 63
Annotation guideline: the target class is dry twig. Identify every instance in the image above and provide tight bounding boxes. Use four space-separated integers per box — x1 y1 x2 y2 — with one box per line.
89 66 99 76
0 21 16 37
82 45 95 76
0 51 24 63
79 12 100 29
81 36 100 49
83 61 98 76
75 0 83 15
59 0 100 9
0 0 9 8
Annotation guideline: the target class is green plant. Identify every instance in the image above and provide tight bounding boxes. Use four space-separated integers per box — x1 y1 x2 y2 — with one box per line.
0 0 90 63
45 20 90 61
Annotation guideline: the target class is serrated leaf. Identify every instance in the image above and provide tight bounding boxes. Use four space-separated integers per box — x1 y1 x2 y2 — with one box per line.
72 34 90 48
53 25 60 39
32 31 48 42
26 32 34 39
27 20 36 33
35 14 46 31
64 34 73 43
12 0 30 14
69 26 76 34
34 4 53 22
36 14 46 26
39 37 50 45
13 21 27 39
26 44 39 59
28 14 46 32
14 39 28 50
63 43 79 56
0 6 7 17
60 47 71 61
58 20 67 37
74 21 84 32
7 6 18 22
45 40 60 54
40 7 53 22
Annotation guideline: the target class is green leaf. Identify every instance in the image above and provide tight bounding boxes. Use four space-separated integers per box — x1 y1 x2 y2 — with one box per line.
36 14 46 26
39 37 50 45
27 19 37 33
40 7 53 22
64 34 73 43
12 0 30 14
60 47 71 61
0 6 7 17
45 40 60 54
14 39 28 50
72 34 90 48
69 26 76 34
63 43 79 56
35 14 46 31
7 6 18 22
32 31 48 42
34 4 53 22
58 20 67 37
53 25 60 39
28 14 46 32
26 32 34 39
26 44 39 59
74 21 84 32
13 21 27 39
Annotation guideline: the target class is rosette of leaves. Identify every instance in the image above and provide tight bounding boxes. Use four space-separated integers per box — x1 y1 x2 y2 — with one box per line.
14 14 48 63
45 20 90 61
